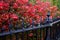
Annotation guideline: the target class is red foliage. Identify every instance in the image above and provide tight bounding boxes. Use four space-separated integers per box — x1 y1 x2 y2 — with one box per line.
28 33 33 37
3 25 9 30
10 13 18 21
1 13 9 21
16 0 28 4
0 0 58 29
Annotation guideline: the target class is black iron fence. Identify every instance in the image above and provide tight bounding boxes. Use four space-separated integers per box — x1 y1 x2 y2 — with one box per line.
0 11 60 40
0 18 60 40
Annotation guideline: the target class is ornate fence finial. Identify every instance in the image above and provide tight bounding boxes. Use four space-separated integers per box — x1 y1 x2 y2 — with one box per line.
44 11 52 24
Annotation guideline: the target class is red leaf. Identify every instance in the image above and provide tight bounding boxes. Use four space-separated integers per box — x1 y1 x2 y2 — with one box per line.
10 14 18 21
28 33 33 37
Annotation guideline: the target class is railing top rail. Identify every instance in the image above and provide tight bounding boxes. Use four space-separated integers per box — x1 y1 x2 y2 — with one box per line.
0 18 60 36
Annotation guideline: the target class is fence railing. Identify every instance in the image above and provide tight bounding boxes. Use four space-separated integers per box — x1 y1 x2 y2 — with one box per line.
0 12 60 40
0 18 60 40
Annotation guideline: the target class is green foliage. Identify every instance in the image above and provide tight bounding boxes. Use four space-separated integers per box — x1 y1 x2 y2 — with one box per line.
29 0 36 4
53 0 57 5
57 0 60 10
